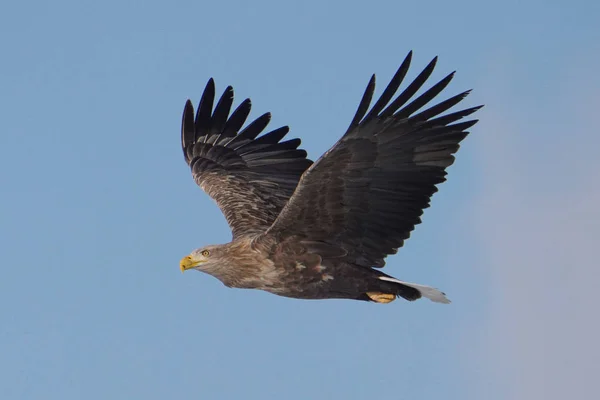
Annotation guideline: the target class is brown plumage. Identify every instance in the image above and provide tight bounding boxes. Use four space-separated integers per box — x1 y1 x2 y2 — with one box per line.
179 52 482 304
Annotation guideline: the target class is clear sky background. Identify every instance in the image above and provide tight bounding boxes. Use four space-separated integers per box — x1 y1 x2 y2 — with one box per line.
1 1 599 399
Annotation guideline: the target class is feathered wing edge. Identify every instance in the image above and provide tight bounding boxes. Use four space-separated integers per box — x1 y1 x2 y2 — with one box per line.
181 79 313 238
348 51 482 136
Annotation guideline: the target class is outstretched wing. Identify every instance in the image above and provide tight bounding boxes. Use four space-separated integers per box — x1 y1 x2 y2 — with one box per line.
182 79 313 239
267 52 482 268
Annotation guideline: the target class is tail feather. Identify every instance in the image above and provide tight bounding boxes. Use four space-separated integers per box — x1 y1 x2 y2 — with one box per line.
379 276 451 304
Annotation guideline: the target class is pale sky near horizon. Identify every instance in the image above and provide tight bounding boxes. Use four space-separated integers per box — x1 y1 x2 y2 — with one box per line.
1 1 599 399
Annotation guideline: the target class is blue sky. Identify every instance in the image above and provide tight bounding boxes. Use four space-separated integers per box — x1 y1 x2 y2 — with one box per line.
1 1 598 399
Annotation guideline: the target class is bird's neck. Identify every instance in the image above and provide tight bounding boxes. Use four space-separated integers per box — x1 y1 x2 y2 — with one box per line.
210 238 272 289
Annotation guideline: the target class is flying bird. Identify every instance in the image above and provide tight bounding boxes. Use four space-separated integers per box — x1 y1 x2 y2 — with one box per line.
179 52 481 304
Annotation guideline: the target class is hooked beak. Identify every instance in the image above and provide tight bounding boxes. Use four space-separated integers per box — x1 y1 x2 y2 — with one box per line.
180 255 202 273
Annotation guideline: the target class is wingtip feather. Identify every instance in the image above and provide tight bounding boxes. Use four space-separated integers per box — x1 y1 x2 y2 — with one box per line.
349 74 376 129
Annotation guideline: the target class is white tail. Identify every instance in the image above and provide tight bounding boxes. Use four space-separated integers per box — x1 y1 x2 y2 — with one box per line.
379 276 451 304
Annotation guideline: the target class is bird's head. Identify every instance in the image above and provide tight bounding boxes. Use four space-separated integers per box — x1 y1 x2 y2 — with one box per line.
180 245 224 273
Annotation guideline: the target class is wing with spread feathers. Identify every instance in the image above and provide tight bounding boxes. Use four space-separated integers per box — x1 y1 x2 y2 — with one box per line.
267 52 482 268
182 79 313 239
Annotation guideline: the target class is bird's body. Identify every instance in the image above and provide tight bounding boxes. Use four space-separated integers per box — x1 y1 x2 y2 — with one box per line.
179 52 482 304
197 236 330 298
186 235 436 303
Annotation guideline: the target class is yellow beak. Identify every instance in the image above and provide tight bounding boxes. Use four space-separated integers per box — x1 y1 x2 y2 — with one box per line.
180 255 200 273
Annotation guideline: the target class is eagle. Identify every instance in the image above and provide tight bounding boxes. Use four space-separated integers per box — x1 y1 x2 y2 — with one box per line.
179 52 481 304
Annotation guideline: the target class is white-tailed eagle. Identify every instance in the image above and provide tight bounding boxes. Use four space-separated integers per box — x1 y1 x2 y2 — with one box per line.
179 52 481 304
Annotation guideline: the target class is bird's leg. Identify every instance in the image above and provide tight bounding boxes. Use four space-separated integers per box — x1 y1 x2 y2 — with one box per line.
366 292 396 304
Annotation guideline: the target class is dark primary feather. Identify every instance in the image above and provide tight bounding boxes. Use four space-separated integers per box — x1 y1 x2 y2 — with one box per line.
181 79 313 239
267 52 482 268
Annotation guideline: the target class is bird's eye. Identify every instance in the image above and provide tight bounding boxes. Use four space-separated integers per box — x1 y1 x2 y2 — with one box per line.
201 250 210 257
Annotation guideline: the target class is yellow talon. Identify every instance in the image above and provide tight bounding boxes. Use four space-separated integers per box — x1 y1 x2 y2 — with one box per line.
366 292 396 304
